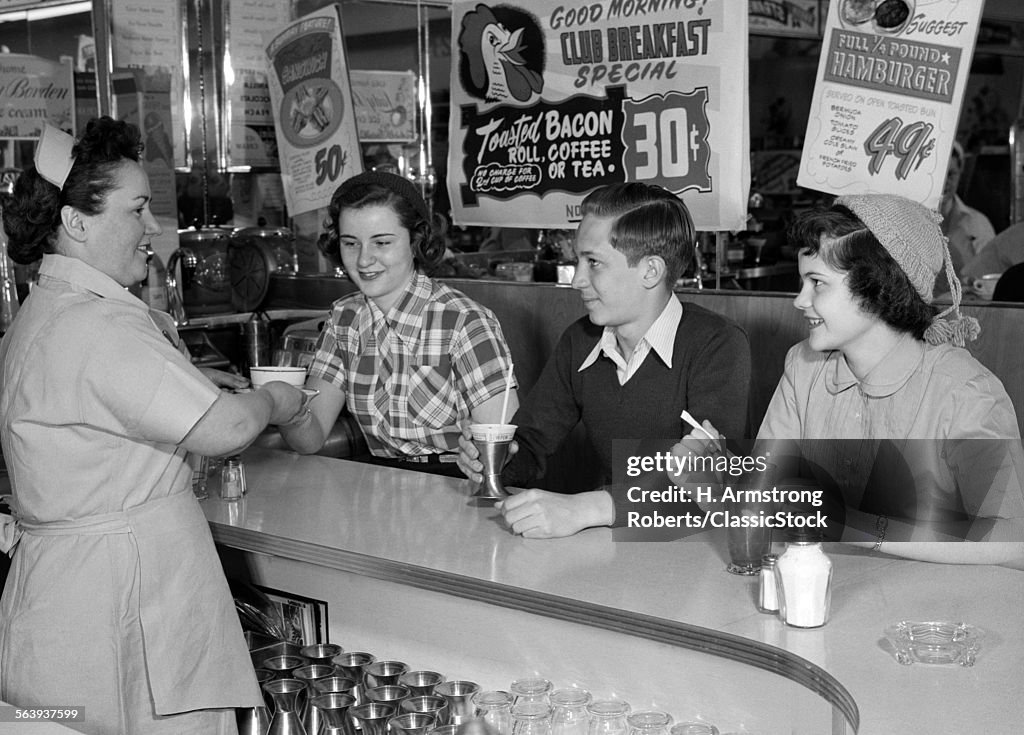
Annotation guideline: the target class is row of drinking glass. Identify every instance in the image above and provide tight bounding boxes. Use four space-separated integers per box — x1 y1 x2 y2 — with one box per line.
483 678 719 735
247 644 719 735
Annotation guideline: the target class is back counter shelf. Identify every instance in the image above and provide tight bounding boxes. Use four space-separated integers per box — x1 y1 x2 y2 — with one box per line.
203 447 1024 735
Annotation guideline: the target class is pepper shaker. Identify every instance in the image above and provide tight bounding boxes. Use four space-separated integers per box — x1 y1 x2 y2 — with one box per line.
757 553 779 614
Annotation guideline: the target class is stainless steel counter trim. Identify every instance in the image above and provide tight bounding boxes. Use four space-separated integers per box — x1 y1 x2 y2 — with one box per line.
210 524 859 733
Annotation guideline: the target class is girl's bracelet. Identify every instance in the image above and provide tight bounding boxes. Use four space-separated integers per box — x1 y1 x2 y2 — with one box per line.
280 406 312 428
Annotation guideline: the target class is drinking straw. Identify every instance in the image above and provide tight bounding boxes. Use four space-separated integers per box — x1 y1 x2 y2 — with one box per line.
680 409 715 440
499 362 515 424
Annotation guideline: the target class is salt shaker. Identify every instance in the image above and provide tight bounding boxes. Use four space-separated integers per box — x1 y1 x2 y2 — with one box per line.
220 455 246 501
757 553 779 614
775 528 832 628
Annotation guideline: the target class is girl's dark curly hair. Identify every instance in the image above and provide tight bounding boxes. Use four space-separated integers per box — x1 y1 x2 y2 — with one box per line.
317 181 447 273
2 117 143 264
789 204 937 339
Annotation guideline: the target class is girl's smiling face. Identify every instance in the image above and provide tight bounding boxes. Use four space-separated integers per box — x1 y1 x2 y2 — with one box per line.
338 204 416 314
794 242 888 356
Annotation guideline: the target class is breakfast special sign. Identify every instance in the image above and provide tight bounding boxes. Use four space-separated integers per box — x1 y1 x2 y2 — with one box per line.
447 0 750 230
797 0 984 208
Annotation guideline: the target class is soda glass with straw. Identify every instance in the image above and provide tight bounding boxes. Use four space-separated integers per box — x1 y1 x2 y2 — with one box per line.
471 361 516 500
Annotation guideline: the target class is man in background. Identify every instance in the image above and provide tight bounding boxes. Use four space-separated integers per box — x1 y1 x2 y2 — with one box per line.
940 141 996 291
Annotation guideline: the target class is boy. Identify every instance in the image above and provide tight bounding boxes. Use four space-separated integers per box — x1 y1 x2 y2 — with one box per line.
459 182 751 538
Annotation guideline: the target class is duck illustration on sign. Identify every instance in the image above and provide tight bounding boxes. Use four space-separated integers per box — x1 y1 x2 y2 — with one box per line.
458 3 544 104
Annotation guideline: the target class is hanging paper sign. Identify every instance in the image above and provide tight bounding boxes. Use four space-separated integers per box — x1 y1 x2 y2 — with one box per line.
265 4 362 216
748 0 822 38
797 0 983 208
226 0 292 169
228 71 279 169
447 0 750 230
0 55 74 139
110 0 181 70
350 70 417 142
230 0 293 73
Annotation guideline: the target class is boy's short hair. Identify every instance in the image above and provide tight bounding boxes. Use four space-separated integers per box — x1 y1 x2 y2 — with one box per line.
579 183 695 287
789 206 936 339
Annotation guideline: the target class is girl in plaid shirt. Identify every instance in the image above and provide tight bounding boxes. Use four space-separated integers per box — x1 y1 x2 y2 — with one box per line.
279 171 518 475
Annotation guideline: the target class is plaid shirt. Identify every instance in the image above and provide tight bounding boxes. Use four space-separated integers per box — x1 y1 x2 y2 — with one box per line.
309 273 515 458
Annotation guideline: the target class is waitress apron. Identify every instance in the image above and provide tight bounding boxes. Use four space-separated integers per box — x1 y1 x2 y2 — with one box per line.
0 490 261 729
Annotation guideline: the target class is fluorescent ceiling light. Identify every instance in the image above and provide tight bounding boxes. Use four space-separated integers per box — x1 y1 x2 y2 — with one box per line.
0 1 91 23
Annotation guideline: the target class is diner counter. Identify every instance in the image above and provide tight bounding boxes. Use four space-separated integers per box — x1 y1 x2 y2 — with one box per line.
204 447 1024 735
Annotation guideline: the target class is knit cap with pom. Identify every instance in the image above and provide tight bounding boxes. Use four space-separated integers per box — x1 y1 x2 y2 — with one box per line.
834 193 980 347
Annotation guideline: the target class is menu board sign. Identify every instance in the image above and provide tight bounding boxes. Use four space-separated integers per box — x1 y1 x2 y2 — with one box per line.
797 0 983 208
447 0 750 230
228 72 280 169
265 5 363 216
0 55 73 139
111 0 181 70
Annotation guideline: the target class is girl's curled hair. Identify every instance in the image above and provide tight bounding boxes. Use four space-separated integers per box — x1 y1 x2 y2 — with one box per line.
2 117 143 264
788 205 936 339
317 181 447 273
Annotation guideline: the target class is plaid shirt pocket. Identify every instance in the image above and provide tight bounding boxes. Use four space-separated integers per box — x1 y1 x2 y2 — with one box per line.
407 360 459 429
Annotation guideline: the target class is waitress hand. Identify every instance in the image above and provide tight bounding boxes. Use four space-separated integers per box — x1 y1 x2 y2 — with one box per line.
456 423 518 484
260 381 305 426
200 366 250 390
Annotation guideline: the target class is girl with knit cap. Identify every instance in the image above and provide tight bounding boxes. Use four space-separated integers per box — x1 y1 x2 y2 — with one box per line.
678 193 1024 566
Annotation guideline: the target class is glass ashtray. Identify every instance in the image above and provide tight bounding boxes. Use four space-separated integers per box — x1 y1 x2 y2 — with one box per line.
884 620 984 667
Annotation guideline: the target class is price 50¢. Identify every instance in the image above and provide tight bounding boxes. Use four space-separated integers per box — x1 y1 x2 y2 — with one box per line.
314 144 349 186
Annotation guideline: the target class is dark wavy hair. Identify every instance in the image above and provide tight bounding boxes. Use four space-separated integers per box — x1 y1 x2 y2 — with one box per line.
789 205 937 339
579 182 695 287
2 117 143 265
317 182 447 273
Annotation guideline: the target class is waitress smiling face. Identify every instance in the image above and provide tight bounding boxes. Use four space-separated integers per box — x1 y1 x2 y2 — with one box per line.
59 159 162 288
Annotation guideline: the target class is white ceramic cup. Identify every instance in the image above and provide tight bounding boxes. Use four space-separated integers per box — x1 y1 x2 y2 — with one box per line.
250 366 308 388
972 273 1001 300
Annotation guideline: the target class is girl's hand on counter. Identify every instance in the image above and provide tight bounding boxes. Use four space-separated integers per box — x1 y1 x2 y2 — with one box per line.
497 489 613 539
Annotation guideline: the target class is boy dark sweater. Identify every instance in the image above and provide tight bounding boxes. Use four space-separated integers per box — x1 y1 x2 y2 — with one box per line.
503 299 751 526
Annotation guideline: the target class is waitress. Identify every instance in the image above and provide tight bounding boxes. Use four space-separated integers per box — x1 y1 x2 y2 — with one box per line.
0 117 305 733
280 171 518 476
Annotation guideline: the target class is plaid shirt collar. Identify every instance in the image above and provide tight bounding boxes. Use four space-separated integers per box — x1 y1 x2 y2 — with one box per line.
365 271 432 348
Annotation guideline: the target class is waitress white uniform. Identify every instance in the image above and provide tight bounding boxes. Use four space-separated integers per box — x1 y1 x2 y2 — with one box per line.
0 255 261 734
